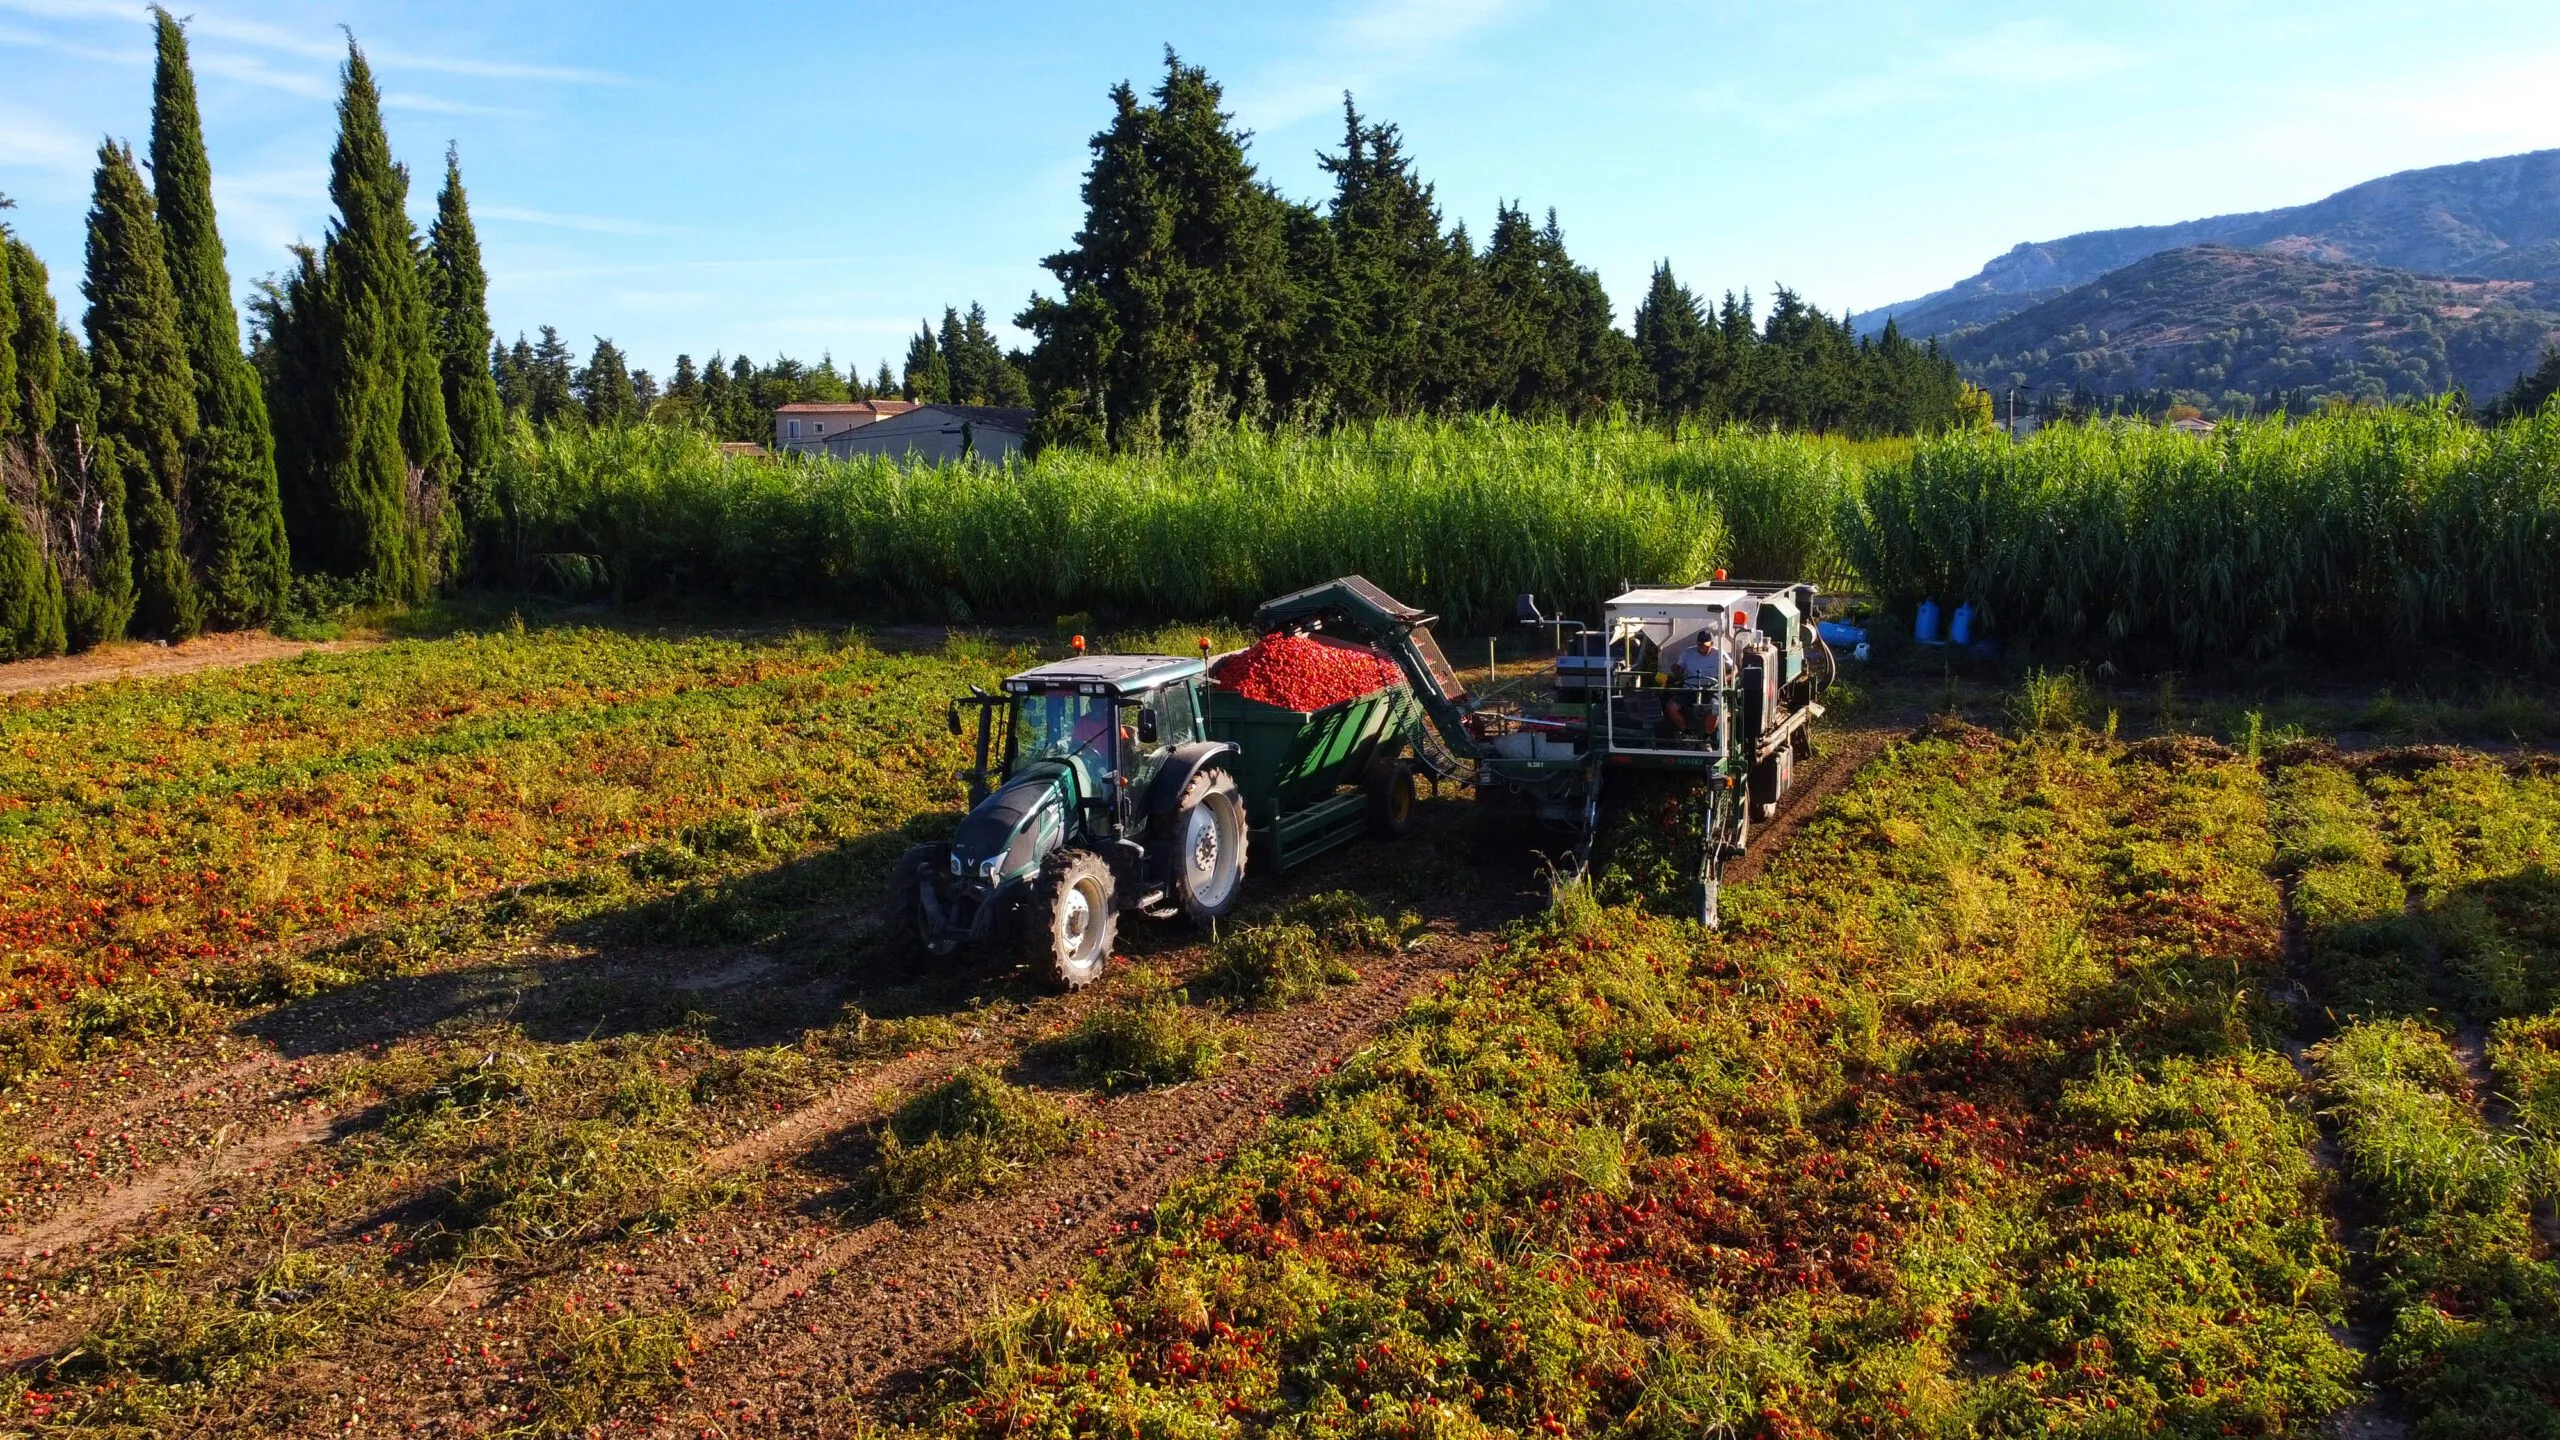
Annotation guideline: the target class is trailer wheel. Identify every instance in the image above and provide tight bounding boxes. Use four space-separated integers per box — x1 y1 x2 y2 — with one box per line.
883 843 953 969
1168 768 1248 925
1022 849 1117 989
1364 758 1418 838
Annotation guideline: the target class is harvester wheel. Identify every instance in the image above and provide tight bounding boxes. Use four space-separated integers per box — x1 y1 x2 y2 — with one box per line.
1023 849 1118 989
1364 758 1418 838
883 843 952 969
1168 768 1248 925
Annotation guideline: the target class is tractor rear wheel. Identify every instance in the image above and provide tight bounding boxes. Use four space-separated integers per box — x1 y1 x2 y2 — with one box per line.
1022 849 1117 989
1168 767 1248 925
1365 757 1418 838
883 843 950 970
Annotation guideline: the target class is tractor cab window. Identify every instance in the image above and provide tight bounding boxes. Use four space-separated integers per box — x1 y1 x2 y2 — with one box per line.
1013 690 1116 775
1147 682 1200 747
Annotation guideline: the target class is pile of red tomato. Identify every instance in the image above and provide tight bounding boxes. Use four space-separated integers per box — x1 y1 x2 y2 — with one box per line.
1211 634 1402 711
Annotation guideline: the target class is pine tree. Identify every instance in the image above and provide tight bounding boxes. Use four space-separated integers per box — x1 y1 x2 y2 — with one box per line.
1633 261 1717 424
1314 97 1466 421
425 146 503 563
1022 51 1297 449
84 140 201 639
528 326 577 426
151 5 288 628
274 40 455 601
576 336 637 425
872 361 895 401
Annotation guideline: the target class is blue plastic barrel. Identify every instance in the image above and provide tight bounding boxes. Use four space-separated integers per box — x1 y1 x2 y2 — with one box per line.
1914 599 1943 646
1949 603 1974 647
1815 620 1868 648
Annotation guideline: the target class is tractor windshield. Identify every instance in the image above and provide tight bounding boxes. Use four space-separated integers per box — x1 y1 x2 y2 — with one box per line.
1012 689 1116 774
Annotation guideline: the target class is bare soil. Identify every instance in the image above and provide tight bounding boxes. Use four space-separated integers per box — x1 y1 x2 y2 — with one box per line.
0 631 372 696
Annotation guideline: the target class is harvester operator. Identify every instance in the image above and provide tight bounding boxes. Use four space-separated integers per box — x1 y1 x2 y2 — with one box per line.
1662 626 1729 739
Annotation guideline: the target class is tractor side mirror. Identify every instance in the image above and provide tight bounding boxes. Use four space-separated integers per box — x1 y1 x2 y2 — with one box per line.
1135 707 1160 745
946 704 963 737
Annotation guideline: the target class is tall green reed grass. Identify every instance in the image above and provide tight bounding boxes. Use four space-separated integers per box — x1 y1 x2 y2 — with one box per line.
1843 402 2560 663
486 417 1851 631
487 402 2560 663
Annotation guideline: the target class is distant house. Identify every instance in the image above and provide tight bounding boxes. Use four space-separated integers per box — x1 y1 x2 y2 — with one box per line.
821 405 1035 464
772 399 918 454
2168 416 2218 435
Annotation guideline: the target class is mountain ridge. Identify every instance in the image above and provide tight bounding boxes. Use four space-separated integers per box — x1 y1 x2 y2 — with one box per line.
1939 244 2560 411
1855 148 2560 341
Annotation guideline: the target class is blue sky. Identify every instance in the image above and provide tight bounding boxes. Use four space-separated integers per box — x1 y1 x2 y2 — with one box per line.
3 0 2555 381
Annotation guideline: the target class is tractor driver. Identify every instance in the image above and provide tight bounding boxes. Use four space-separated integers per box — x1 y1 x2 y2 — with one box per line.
1661 626 1729 740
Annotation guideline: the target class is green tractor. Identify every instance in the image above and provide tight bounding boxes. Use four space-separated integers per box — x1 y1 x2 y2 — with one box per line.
887 635 1426 989
888 654 1250 988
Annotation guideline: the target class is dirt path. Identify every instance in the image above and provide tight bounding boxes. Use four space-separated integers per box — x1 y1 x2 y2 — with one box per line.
0 631 372 697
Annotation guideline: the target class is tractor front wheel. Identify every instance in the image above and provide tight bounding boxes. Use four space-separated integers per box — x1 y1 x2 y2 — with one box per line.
883 843 951 970
1169 767 1248 925
1022 849 1117 989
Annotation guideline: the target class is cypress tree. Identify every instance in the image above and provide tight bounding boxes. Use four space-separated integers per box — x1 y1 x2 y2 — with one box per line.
283 41 455 601
83 139 201 639
54 335 137 648
0 228 65 659
0 213 15 429
151 6 288 628
425 146 502 557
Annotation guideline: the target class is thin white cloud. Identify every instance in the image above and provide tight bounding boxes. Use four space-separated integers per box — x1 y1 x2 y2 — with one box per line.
0 17 141 63
384 91 530 119
2233 44 2560 166
0 0 627 83
1230 0 1528 133
0 100 95 174
477 205 691 237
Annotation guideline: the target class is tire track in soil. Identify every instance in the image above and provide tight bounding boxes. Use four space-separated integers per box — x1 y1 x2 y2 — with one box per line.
200 927 1350 1437
656 941 1474 1437
2270 874 2409 1440
0 1098 349 1367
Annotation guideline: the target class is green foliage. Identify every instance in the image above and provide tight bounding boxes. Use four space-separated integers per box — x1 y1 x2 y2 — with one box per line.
151 5 289 629
853 1066 1084 1220
1196 890 1401 1007
82 138 200 639
0 492 65 659
1041 980 1235 1090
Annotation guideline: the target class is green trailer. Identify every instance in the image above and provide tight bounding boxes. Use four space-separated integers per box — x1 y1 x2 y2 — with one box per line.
1206 681 1423 871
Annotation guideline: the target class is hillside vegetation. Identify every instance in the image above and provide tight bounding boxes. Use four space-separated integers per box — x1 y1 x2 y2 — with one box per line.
1942 246 2560 411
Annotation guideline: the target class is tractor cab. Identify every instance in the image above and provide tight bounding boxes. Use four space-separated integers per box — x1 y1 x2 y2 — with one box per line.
893 654 1248 988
